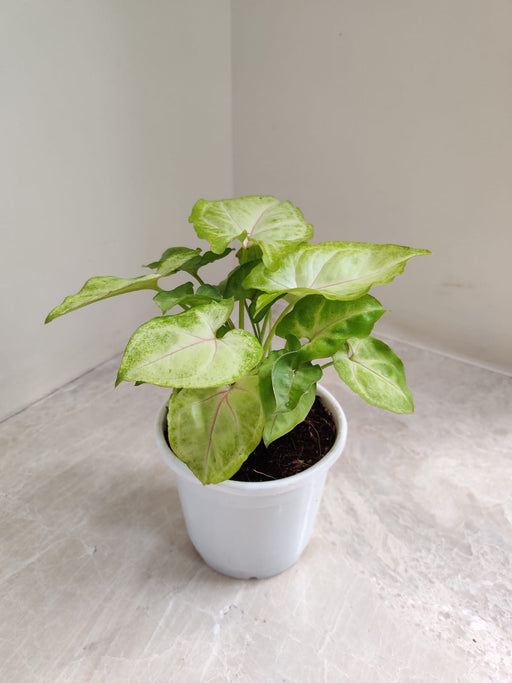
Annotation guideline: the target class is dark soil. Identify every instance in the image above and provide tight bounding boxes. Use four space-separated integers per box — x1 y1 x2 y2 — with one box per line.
231 398 337 483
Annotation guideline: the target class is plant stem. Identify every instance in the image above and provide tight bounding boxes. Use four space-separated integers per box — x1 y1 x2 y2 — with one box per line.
246 303 260 339
321 361 334 369
238 299 245 330
259 309 271 340
261 302 294 356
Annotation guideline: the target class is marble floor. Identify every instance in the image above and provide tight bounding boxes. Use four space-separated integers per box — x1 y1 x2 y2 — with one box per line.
1 341 511 682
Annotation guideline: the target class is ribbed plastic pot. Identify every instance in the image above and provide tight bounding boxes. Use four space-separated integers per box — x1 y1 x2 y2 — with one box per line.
155 385 348 579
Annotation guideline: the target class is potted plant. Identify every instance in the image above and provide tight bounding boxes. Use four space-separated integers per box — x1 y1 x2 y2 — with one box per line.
46 195 429 578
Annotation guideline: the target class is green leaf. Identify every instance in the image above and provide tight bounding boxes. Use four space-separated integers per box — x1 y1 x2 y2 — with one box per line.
264 384 317 446
45 274 160 322
244 242 431 301
153 282 194 314
237 244 263 265
276 294 386 360
182 248 234 277
116 299 262 388
333 337 414 413
258 351 322 445
249 292 286 321
273 353 322 412
144 247 202 275
189 195 314 269
176 285 224 309
220 262 258 301
284 334 301 352
154 283 223 316
195 284 223 301
168 374 264 484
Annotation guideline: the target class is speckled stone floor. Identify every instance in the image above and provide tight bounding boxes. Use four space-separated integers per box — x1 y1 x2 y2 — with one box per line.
1 341 511 682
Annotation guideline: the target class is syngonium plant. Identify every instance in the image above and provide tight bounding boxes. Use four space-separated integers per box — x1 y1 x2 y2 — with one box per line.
46 196 430 484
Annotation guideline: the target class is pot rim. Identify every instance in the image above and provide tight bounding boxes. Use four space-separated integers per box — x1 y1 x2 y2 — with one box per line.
155 384 348 494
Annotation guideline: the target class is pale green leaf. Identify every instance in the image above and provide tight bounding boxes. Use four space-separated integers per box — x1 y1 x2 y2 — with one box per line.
333 337 414 413
168 374 264 484
45 274 159 322
244 242 431 301
46 247 204 323
276 294 386 360
189 195 313 269
116 299 262 388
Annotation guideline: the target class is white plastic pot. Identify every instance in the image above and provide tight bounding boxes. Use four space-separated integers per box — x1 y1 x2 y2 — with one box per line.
155 385 348 579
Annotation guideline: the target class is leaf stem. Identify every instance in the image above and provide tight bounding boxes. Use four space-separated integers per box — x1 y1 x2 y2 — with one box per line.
321 361 335 369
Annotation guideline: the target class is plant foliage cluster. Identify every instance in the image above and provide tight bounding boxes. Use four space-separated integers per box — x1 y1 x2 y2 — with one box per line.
46 196 429 483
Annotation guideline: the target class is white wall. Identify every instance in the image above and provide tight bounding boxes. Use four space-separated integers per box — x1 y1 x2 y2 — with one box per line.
232 0 512 374
3 1 511 423
1 1 232 420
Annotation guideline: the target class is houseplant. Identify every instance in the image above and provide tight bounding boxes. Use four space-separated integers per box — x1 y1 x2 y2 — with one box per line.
46 195 429 577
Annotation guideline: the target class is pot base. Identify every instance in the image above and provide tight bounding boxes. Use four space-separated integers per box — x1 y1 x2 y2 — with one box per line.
176 468 330 579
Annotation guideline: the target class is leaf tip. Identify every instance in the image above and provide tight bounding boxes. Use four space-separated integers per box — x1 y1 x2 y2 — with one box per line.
45 304 66 323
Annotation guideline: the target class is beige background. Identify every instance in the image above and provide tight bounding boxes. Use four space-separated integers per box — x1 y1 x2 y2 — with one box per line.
1 1 233 420
233 0 512 374
2 0 511 420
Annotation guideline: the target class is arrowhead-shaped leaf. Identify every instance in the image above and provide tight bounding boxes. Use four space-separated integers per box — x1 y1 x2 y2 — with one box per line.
263 383 317 446
143 247 201 274
168 374 264 484
154 248 203 276
153 282 195 314
258 350 322 445
220 262 258 301
47 248 205 323
45 274 160 322
244 242 431 301
116 299 262 388
175 284 224 309
272 352 323 412
251 292 288 316
182 248 234 277
333 337 414 413
189 195 313 269
154 283 223 315
276 294 386 360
